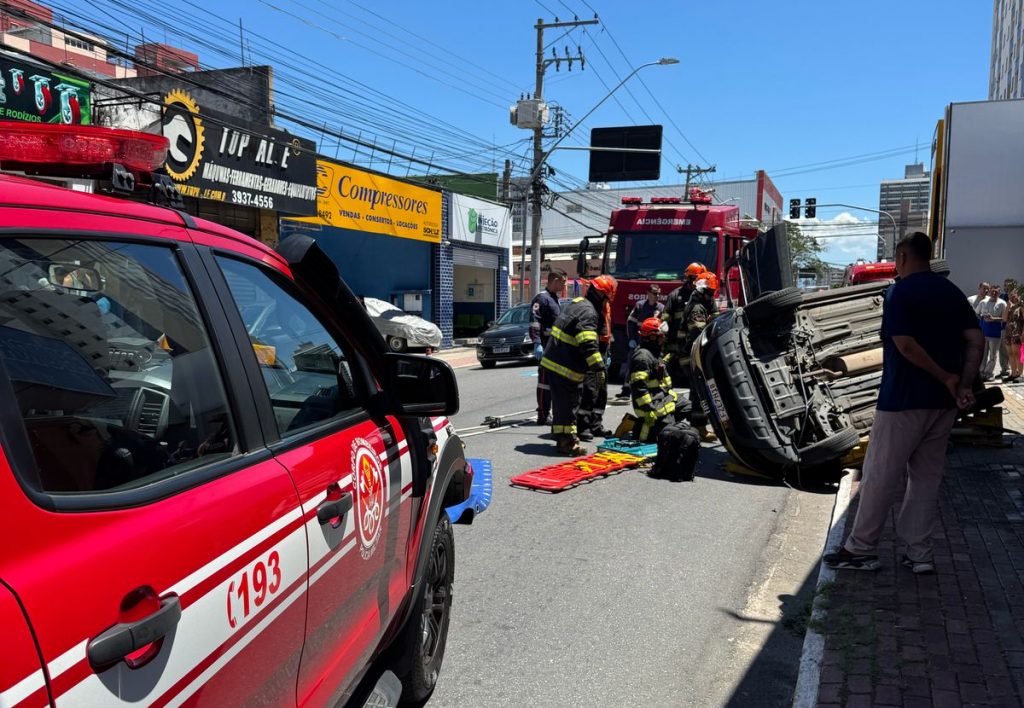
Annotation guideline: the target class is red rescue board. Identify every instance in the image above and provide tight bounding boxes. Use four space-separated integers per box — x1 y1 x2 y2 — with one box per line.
510 451 644 492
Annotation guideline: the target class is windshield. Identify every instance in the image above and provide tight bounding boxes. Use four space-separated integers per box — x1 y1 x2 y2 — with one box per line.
497 305 531 325
609 232 719 280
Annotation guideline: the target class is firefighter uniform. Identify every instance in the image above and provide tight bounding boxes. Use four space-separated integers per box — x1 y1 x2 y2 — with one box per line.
619 295 665 388
661 281 696 384
682 288 716 431
540 295 606 451
578 300 611 437
629 344 678 442
530 288 561 424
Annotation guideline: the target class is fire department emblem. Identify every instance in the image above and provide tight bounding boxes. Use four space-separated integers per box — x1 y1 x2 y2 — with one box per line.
352 438 386 559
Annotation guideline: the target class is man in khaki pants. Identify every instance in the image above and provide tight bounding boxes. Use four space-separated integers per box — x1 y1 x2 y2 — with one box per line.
825 233 983 575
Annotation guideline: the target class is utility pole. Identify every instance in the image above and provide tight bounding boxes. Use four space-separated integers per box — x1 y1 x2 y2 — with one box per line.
677 163 716 193
529 16 598 297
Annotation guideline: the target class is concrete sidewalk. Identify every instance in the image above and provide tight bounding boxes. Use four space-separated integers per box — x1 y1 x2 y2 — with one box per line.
801 385 1024 708
431 346 480 369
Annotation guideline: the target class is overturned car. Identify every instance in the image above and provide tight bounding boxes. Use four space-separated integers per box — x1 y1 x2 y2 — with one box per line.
691 281 887 474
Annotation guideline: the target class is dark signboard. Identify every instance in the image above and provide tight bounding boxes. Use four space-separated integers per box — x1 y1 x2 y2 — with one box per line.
0 56 91 125
161 89 316 215
588 124 662 183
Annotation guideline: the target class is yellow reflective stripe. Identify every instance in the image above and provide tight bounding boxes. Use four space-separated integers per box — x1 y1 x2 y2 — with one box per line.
665 374 673 388
585 351 603 367
540 357 585 382
634 393 653 407
576 330 598 344
550 327 577 345
572 297 585 303
630 371 649 383
654 401 675 417
552 424 578 434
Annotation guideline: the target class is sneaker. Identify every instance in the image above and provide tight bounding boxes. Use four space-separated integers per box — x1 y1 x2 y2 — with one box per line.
823 548 880 571
901 555 935 575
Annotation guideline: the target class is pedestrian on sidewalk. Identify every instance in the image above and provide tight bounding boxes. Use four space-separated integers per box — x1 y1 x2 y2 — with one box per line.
999 278 1017 379
979 283 1007 380
967 281 989 312
1005 289 1023 382
530 269 565 426
824 232 983 575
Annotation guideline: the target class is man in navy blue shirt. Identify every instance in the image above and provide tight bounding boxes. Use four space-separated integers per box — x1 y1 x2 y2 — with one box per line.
825 232 983 574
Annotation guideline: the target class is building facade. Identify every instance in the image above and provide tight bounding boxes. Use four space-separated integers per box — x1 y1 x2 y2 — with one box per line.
877 163 931 260
990 0 1024 100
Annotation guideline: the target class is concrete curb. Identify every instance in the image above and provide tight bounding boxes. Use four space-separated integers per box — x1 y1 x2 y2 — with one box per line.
791 470 855 708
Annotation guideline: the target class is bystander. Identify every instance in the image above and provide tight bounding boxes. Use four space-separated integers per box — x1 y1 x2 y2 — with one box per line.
979 283 1007 380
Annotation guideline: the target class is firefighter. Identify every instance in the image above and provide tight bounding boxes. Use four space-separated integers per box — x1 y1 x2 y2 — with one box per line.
662 262 705 384
629 317 677 442
629 316 701 481
540 274 617 455
530 269 566 425
577 296 612 440
617 283 665 397
683 271 720 441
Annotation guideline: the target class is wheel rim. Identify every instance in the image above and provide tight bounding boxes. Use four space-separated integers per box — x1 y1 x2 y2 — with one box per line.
388 336 403 351
419 534 450 672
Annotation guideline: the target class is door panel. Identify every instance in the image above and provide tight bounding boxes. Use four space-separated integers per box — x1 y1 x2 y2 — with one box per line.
0 235 307 707
209 254 415 706
0 581 48 707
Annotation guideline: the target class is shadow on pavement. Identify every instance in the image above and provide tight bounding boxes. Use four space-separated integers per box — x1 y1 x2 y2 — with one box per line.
723 567 821 707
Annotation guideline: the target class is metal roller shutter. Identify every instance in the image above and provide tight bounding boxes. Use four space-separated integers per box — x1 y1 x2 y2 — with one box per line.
453 247 499 270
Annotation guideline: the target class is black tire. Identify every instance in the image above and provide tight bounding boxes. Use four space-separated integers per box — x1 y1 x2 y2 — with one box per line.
399 515 455 704
388 336 408 353
742 287 803 323
480 359 497 369
930 258 950 277
797 426 861 467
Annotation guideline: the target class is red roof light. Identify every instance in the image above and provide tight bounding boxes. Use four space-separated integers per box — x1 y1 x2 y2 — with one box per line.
621 196 643 205
0 122 168 175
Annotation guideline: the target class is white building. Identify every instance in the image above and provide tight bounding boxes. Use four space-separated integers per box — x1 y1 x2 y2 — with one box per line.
990 0 1024 100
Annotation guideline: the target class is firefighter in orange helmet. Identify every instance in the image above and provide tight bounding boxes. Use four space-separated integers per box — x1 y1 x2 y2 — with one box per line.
540 274 617 455
661 261 706 383
683 271 720 441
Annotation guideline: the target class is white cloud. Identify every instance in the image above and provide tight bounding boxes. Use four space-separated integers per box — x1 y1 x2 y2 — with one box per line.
794 212 880 265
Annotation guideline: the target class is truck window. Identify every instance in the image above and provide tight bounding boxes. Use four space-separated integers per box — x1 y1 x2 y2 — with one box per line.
609 232 719 280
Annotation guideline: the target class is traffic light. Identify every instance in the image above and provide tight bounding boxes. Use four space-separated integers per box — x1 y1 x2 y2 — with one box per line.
789 198 801 220
805 198 817 219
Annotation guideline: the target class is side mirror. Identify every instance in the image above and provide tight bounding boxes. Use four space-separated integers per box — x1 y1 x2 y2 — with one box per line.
386 352 459 416
576 237 590 277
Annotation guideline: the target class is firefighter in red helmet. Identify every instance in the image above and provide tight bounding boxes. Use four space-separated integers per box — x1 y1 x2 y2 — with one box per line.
540 275 617 455
661 261 706 383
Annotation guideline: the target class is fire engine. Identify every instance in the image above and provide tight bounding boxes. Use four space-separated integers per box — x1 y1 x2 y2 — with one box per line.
577 187 761 374
842 259 897 286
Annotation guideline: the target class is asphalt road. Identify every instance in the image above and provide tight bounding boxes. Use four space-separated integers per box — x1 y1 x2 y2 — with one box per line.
428 359 837 708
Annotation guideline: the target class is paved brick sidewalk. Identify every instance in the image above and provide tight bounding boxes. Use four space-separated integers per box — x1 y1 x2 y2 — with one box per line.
814 385 1024 708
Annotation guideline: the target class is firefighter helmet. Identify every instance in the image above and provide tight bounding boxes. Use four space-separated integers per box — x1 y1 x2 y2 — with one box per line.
684 262 705 278
589 274 617 300
696 271 719 293
639 317 668 339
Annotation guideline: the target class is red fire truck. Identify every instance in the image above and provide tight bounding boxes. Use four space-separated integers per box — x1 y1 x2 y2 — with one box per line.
842 260 897 286
578 187 761 374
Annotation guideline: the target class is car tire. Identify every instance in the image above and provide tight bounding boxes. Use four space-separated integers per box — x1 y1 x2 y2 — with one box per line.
742 287 803 323
398 514 455 704
388 336 407 352
480 360 497 369
797 426 861 467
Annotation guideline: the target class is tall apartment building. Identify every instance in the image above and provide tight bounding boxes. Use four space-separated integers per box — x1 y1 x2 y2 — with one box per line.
877 163 931 260
990 0 1024 99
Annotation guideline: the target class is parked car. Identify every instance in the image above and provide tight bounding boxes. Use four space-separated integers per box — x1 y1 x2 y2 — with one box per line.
0 122 474 707
363 296 443 352
476 303 534 368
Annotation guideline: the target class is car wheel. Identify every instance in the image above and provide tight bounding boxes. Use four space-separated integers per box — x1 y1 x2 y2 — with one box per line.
388 336 407 352
742 287 802 323
797 426 861 467
399 515 454 704
480 360 497 369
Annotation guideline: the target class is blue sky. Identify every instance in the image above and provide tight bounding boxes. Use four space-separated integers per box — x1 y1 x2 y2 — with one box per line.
68 0 993 264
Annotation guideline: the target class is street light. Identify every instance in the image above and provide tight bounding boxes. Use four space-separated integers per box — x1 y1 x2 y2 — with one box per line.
522 57 678 300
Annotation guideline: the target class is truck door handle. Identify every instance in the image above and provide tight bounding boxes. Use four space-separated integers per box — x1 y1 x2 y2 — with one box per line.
87 595 181 670
317 492 353 526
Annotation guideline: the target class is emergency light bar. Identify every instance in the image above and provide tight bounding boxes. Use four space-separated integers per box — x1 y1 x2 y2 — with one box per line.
0 122 168 175
650 196 682 204
688 187 713 204
621 196 643 205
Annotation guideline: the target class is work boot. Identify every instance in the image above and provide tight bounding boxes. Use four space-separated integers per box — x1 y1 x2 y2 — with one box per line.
556 435 587 457
577 430 594 442
537 414 548 426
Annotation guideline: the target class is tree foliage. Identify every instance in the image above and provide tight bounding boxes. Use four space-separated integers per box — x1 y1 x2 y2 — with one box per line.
787 222 826 275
